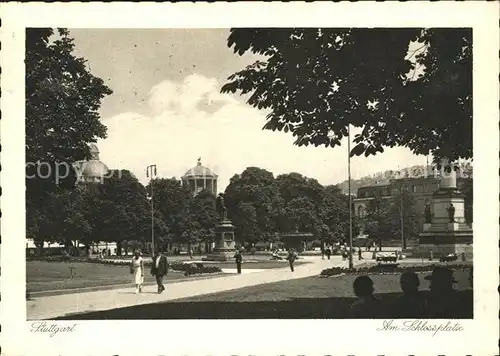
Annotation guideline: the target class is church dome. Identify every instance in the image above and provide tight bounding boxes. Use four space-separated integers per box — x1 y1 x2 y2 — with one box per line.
183 158 217 178
82 160 109 180
79 143 109 182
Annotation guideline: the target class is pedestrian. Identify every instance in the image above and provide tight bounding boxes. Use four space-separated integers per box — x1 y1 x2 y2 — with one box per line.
424 267 462 318
287 248 298 272
234 250 242 274
326 246 331 260
151 249 168 294
130 249 144 294
189 247 193 259
392 272 426 318
358 248 363 260
321 247 325 260
350 275 383 318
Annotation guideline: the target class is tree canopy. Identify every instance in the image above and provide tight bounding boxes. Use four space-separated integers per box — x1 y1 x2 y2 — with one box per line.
224 167 356 244
26 28 113 244
363 191 419 250
222 28 472 163
26 28 112 201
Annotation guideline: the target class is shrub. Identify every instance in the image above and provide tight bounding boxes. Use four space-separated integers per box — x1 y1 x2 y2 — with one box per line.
169 262 222 276
320 264 472 277
183 265 222 276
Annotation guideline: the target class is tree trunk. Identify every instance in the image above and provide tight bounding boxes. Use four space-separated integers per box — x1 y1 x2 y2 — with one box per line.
35 240 44 256
65 237 72 254
116 241 122 256
84 244 91 257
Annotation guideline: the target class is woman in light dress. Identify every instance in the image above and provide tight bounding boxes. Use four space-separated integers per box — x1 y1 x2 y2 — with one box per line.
130 250 144 294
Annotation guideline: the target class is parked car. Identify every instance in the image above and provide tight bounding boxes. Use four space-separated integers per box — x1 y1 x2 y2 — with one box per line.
439 253 458 262
375 251 398 263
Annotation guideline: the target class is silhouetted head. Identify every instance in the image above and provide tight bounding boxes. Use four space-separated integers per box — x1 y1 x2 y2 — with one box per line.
425 267 456 293
353 275 374 298
134 250 141 258
400 272 420 293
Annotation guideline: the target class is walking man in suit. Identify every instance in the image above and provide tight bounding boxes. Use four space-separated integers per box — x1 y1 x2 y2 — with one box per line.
287 248 298 272
151 249 168 294
234 249 243 274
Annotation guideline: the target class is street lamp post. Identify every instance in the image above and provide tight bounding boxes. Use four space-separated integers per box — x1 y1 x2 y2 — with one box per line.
146 164 157 256
348 124 354 270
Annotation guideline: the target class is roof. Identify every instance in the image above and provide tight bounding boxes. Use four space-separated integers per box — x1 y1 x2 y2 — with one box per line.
182 158 217 178
359 181 390 188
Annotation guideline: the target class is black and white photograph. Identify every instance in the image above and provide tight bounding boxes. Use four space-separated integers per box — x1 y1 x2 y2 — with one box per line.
1 3 499 356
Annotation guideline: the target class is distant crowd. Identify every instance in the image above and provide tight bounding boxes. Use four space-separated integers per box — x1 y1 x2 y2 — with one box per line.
350 266 473 318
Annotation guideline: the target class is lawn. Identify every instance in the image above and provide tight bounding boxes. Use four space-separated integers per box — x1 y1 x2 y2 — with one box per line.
26 259 303 293
26 261 223 293
56 270 472 320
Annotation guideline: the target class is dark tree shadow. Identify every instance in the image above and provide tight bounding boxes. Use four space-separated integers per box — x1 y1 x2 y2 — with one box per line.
54 290 473 320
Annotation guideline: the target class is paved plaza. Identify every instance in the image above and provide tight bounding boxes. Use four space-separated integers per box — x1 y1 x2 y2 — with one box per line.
27 256 362 320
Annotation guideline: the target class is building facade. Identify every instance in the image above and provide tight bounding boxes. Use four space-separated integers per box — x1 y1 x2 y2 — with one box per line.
353 174 472 236
181 158 218 196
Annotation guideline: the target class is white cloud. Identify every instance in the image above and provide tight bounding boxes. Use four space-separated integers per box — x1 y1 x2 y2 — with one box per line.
98 74 426 191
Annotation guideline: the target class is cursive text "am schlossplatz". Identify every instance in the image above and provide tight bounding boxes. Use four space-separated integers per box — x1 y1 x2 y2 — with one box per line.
377 319 464 336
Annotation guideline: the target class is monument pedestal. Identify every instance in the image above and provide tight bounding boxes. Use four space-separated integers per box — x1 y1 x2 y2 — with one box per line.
202 218 236 262
419 185 473 258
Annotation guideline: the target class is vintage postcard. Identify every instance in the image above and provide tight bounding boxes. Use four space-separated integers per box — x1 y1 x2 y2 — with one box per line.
1 2 499 355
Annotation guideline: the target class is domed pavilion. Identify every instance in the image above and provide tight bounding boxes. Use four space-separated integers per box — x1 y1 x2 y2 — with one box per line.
75 143 109 184
182 158 218 196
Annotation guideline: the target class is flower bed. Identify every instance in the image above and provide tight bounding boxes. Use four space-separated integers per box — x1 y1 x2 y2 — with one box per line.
320 264 472 277
169 262 222 276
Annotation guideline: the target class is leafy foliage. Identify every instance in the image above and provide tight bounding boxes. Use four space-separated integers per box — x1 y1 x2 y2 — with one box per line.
149 178 192 242
363 191 419 250
26 28 112 194
222 28 472 163
26 28 112 240
364 196 393 250
225 167 280 242
388 190 420 248
224 168 356 245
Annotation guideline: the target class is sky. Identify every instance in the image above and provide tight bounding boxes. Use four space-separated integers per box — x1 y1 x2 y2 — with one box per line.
69 29 427 192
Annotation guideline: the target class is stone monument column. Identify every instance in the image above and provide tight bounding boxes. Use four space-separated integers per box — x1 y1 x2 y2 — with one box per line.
419 157 472 258
431 159 465 225
439 158 457 189
203 193 237 261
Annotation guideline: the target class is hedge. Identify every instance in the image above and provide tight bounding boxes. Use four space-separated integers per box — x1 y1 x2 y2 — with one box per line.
320 264 472 277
